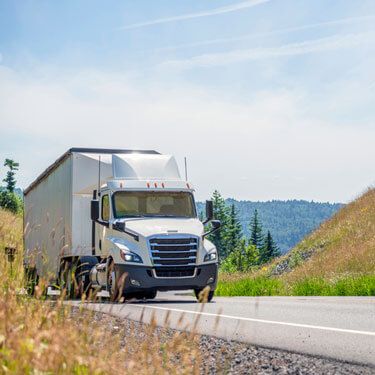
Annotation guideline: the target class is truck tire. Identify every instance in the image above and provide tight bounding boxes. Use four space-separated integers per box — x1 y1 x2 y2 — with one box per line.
194 288 214 303
58 260 75 299
76 256 98 300
144 290 157 300
107 259 121 302
25 267 38 296
135 290 157 300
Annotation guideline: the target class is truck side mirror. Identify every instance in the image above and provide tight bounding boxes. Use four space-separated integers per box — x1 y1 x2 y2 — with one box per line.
113 221 126 232
205 200 214 221
91 200 99 221
211 220 221 230
203 219 221 238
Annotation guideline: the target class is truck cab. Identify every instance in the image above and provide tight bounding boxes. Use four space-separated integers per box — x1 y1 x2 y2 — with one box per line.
89 154 220 302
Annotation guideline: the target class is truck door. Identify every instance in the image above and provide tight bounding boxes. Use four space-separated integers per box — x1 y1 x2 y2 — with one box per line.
97 193 111 256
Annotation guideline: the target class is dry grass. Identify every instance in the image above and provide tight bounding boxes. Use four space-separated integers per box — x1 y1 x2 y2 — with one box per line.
217 188 375 295
0 208 203 374
283 187 375 283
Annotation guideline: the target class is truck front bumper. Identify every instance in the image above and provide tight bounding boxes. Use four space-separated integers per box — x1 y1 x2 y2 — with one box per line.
114 263 218 293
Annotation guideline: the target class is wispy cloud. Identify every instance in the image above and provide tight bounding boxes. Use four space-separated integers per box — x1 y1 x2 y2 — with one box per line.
2 65 374 202
157 14 375 51
161 32 375 69
119 0 270 30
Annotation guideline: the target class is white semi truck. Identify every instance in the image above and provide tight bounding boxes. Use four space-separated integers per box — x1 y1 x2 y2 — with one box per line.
23 148 220 302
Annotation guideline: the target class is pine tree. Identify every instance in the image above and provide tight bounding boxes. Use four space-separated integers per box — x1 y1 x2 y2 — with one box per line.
220 238 245 273
224 203 242 255
244 243 260 269
3 159 19 193
249 209 263 249
208 190 230 258
260 230 280 264
220 239 260 273
0 159 22 213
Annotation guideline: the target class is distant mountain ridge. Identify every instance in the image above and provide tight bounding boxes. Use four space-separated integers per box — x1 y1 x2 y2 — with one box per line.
197 199 343 253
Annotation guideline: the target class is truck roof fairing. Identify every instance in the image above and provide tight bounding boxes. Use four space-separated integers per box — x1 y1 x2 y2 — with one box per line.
24 148 160 195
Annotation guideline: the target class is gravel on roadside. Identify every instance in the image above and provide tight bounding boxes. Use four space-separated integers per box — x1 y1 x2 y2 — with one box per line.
71 306 374 375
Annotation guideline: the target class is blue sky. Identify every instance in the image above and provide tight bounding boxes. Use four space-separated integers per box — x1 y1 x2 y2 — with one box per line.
0 0 374 202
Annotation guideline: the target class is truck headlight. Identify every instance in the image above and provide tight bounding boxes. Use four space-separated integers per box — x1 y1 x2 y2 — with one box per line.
120 249 143 263
204 251 217 262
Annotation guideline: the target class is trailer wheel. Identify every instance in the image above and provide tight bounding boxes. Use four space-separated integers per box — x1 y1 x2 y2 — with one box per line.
25 267 38 296
194 288 214 303
58 260 75 299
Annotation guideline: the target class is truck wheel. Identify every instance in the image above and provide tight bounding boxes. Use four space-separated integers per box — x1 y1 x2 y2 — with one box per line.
107 260 121 302
145 290 157 300
76 261 93 299
59 260 75 299
136 290 157 300
194 289 214 303
25 267 38 296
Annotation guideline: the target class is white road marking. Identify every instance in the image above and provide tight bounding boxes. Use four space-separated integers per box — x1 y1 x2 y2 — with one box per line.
128 303 375 337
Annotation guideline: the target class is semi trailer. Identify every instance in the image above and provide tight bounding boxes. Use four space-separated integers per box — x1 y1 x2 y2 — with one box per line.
23 148 220 302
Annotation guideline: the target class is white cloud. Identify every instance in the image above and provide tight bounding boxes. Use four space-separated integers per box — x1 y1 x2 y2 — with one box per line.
161 32 375 69
157 14 375 51
1 65 374 202
119 0 270 30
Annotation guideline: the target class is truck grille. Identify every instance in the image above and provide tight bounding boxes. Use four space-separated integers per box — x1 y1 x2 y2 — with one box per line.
154 267 195 278
149 236 198 272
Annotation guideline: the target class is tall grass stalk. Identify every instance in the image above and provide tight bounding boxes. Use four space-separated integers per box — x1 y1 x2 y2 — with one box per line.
0 208 204 374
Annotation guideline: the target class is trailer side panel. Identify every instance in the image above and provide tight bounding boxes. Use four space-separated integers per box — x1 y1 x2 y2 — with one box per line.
24 155 72 280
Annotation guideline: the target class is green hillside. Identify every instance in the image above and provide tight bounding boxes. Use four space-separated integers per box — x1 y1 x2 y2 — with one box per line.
217 188 375 296
198 199 342 253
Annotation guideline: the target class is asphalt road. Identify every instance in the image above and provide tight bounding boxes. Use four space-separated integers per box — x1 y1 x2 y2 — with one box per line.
74 292 375 367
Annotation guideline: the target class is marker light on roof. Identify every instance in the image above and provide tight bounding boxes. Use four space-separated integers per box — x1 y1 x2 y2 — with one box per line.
147 182 150 188
154 182 158 188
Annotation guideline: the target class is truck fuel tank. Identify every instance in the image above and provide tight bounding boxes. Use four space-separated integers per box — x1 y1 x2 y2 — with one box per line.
89 262 107 288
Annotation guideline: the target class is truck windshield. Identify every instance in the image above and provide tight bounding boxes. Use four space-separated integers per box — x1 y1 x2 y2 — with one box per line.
112 191 196 218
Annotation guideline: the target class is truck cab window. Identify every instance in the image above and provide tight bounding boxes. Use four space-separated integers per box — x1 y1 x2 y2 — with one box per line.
101 195 110 221
112 191 196 218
